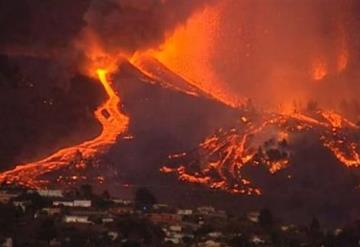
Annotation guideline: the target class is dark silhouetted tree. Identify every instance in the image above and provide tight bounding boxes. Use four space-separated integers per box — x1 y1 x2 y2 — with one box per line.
134 187 157 211
80 184 93 198
259 208 273 229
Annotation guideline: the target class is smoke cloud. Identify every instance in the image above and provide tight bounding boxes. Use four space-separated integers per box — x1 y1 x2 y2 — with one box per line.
85 0 212 54
0 0 90 53
0 0 212 56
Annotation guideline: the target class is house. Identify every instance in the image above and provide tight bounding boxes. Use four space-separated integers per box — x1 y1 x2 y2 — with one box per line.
109 207 134 215
108 232 118 241
37 189 63 198
53 200 91 208
198 240 222 247
169 225 182 232
112 198 133 206
12 200 28 212
164 227 184 245
251 235 265 245
73 200 91 207
208 232 223 239
102 217 115 223
1 238 13 247
197 206 216 215
247 211 260 223
53 201 74 207
148 213 182 225
177 209 193 215
164 236 181 245
63 215 91 224
42 207 61 216
0 191 19 204
153 203 169 210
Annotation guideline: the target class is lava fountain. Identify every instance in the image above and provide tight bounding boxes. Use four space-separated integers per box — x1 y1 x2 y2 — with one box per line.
131 1 243 108
0 68 129 188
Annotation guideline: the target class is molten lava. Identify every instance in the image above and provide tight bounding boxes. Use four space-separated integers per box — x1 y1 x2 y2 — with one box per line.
0 69 129 187
162 109 360 195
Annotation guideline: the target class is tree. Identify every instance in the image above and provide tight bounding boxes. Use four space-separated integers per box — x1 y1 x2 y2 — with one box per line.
102 190 111 200
37 218 57 243
134 187 157 211
308 217 323 245
310 217 320 234
259 208 273 229
0 204 18 235
94 190 113 209
80 184 93 198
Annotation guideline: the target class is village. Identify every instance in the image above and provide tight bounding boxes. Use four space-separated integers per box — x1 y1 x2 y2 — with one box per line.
0 184 359 247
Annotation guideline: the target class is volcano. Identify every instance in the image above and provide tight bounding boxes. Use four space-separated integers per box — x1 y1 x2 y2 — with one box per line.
1 53 360 225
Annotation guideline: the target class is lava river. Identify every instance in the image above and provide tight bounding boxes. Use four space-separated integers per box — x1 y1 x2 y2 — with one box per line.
0 69 129 188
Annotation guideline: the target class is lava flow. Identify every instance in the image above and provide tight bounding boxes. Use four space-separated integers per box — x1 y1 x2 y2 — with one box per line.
162 109 360 195
0 69 129 188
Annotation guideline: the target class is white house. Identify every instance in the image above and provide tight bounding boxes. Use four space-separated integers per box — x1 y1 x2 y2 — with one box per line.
53 201 74 207
73 200 91 207
64 215 91 224
37 189 63 198
53 200 91 208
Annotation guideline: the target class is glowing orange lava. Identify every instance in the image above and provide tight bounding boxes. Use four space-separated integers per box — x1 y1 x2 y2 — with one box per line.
162 109 360 195
131 2 243 108
0 69 129 188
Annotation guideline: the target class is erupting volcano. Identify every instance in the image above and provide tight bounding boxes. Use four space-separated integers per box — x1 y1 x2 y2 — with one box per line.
0 68 129 187
1 1 360 228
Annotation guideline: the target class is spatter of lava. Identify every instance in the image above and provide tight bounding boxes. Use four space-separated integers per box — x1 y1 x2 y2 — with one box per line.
161 110 360 195
0 69 129 188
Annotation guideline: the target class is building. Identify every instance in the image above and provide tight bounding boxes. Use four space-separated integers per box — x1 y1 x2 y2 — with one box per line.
42 207 61 216
37 189 63 198
102 217 115 223
63 215 91 224
197 206 216 215
148 213 182 225
73 200 91 207
0 191 19 204
53 201 74 207
112 198 133 206
12 200 28 212
177 209 193 215
109 207 134 215
1 238 13 247
53 200 91 208
247 211 260 223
